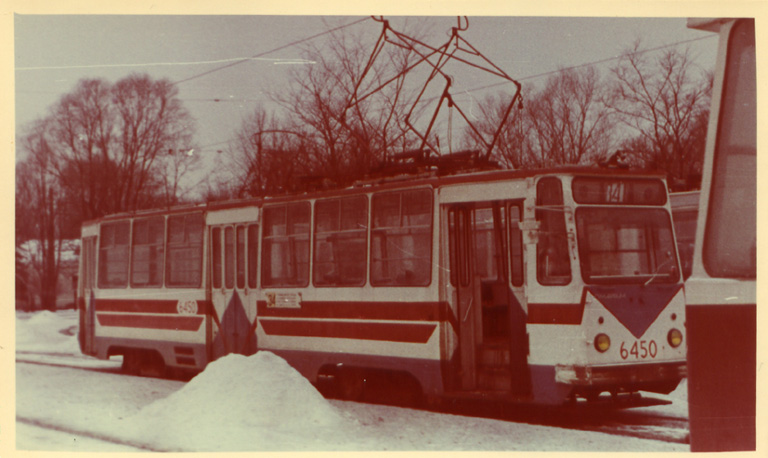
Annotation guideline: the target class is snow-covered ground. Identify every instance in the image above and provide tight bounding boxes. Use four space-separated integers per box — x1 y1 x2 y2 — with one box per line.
14 310 689 452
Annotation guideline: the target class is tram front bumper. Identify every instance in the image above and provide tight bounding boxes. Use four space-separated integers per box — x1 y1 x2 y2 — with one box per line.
555 361 687 394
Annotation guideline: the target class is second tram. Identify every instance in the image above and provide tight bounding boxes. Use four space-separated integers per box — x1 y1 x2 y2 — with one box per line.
684 18 756 451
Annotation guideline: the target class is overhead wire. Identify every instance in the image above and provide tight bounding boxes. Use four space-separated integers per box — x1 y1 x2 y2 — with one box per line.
172 16 371 85
193 32 717 153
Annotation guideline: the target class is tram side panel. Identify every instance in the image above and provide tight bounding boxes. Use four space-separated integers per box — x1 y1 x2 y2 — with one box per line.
253 189 447 397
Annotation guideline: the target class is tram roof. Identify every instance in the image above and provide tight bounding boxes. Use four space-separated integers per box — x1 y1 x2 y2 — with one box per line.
83 166 667 225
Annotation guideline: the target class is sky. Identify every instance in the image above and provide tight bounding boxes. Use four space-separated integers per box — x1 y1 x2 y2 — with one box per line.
14 309 690 452
11 11 723 171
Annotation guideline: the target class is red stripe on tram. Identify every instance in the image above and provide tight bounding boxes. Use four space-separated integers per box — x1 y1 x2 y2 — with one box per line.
260 319 437 343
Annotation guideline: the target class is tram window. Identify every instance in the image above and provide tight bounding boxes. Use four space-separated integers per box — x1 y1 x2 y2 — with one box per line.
247 224 259 288
448 208 471 287
236 226 246 289
131 216 164 287
262 202 310 287
473 207 504 282
313 195 367 286
224 227 235 289
98 220 130 288
672 209 697 280
576 208 679 284
536 177 571 285
166 213 204 287
508 204 524 286
704 19 756 279
211 227 222 289
371 188 432 286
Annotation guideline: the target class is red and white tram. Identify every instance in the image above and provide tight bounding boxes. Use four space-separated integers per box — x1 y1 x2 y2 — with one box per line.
77 166 687 405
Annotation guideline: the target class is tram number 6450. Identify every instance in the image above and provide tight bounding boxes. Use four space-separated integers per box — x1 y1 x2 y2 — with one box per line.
620 340 657 360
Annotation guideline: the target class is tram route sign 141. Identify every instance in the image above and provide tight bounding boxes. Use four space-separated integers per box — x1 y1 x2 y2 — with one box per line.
266 292 302 309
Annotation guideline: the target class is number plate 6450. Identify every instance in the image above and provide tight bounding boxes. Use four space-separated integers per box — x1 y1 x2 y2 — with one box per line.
620 340 657 359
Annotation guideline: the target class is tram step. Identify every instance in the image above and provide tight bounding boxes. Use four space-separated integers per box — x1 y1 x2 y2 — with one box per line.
477 367 512 391
477 344 510 367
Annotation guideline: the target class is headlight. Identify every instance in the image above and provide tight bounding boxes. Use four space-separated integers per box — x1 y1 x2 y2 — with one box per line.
594 333 611 352
668 328 683 348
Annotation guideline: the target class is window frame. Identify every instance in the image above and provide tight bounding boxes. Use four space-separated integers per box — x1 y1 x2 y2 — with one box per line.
98 220 131 289
703 18 756 279
370 188 434 287
312 195 369 287
507 202 525 287
130 216 165 288
535 177 572 286
165 212 204 288
247 224 259 289
261 201 312 288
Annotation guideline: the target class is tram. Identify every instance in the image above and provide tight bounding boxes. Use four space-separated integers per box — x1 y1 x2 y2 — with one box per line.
76 164 687 406
684 18 756 451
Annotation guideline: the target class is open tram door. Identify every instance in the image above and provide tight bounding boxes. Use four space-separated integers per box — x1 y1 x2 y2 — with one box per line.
445 201 530 396
206 208 260 360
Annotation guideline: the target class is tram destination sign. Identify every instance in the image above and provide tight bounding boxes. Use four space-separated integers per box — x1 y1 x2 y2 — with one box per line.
572 177 667 205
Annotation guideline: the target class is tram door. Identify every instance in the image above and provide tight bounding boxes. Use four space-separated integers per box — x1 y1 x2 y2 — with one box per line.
209 223 259 359
448 202 530 395
78 236 97 355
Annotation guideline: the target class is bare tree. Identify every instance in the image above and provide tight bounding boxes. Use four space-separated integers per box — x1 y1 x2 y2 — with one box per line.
224 107 311 198
16 74 198 308
16 119 65 311
465 92 528 168
49 74 196 221
524 66 615 167
270 19 423 187
609 43 712 188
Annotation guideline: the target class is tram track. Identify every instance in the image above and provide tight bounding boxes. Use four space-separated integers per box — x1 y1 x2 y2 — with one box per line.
16 351 122 373
574 412 689 444
16 416 167 452
414 394 689 445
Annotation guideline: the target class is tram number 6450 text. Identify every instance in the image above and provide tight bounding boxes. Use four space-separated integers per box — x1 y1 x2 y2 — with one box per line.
620 340 657 360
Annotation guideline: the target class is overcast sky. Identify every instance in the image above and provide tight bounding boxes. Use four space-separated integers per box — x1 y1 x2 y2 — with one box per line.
13 14 721 161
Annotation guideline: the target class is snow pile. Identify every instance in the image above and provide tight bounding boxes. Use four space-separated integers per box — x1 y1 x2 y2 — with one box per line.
129 352 357 451
16 310 80 354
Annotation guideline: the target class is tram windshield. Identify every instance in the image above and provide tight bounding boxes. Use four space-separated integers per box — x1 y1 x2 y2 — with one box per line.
575 207 679 284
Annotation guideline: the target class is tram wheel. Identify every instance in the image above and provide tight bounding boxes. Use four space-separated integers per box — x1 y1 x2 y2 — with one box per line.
121 349 166 378
337 368 365 401
121 350 142 375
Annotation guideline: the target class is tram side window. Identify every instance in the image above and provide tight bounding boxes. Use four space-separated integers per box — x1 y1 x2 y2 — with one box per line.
211 227 222 289
704 19 756 279
262 202 311 287
371 188 432 286
98 221 130 288
131 216 164 287
247 224 259 288
224 227 235 289
536 177 571 285
508 204 524 286
166 213 204 287
314 195 367 286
